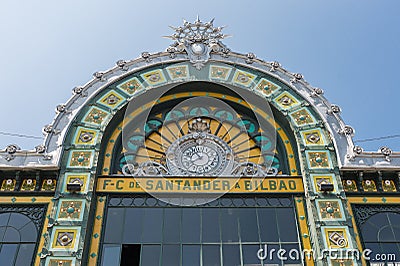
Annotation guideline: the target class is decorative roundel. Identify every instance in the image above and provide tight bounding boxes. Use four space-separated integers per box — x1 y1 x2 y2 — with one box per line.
166 132 234 176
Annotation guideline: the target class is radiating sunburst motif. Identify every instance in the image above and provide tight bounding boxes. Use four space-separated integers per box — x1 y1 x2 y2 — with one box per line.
116 104 285 175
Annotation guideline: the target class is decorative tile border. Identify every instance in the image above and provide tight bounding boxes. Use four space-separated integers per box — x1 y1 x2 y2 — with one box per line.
96 90 126 110
67 150 95 169
73 126 99 146
140 69 167 86
49 226 81 252
116 77 144 96
56 199 86 222
315 199 346 221
232 69 257 88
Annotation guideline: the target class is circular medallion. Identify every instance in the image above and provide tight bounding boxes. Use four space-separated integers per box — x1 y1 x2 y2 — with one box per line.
166 133 234 176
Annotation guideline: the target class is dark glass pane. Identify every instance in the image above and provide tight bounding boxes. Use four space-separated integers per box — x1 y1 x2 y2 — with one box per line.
19 222 37 242
0 228 6 242
0 214 10 226
221 209 239 242
104 208 125 243
15 243 35 266
181 208 200 243
378 243 400 261
140 245 161 266
258 208 279 242
202 244 220 266
121 244 140 266
8 213 30 230
163 208 181 243
222 244 240 266
262 244 281 264
360 221 380 242
238 208 258 242
101 244 121 266
242 244 262 265
3 227 20 242
378 226 396 241
0 244 17 266
123 208 144 243
182 245 200 266
161 244 180 266
276 208 297 242
280 243 302 263
202 208 220 243
141 208 163 243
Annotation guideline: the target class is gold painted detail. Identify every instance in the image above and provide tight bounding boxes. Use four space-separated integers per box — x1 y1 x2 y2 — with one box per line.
318 200 342 219
117 77 143 95
255 78 280 96
306 151 331 168
41 179 56 191
83 107 109 126
1 178 16 191
58 200 83 220
290 108 315 126
68 151 93 168
362 179 377 192
343 179 357 192
382 179 396 192
97 177 304 193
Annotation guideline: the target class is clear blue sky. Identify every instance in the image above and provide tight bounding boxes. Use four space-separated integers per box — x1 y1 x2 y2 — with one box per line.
0 0 399 151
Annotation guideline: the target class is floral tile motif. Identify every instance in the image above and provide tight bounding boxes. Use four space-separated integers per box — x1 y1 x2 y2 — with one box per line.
300 128 326 146
343 179 358 192
63 173 90 194
362 179 377 192
140 69 167 86
382 179 397 192
83 107 110 127
73 127 99 146
311 174 337 193
316 199 345 221
166 65 190 80
274 92 300 110
57 200 85 221
290 108 315 126
1 178 15 191
117 77 143 95
67 150 94 168
306 151 332 169
96 90 126 110
232 70 257 87
50 227 80 251
255 78 280 96
41 179 56 191
209 65 232 81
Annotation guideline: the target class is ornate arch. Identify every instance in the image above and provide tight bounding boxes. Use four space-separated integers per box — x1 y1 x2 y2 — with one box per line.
39 19 360 265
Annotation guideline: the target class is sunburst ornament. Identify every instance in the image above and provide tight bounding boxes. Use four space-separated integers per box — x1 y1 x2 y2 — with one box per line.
165 17 231 69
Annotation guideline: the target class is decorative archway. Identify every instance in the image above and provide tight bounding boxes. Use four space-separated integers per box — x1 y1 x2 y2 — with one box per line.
40 19 359 266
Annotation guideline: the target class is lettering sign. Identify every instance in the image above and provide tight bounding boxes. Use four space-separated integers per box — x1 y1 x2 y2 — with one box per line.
96 177 304 193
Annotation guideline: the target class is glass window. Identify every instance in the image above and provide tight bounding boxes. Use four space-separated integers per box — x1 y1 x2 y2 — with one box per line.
0 211 42 266
354 206 400 263
140 245 161 266
104 208 125 243
101 244 121 266
202 208 220 243
163 208 181 243
161 244 181 266
102 196 301 266
141 208 163 243
182 245 200 266
123 208 144 243
181 208 200 243
202 244 221 266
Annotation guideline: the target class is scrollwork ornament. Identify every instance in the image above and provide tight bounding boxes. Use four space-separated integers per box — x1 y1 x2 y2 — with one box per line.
353 145 363 154
290 73 303 84
245 52 256 64
327 104 341 115
141 52 151 62
270 61 280 72
56 104 66 113
116 60 128 71
380 146 392 162
338 125 355 136
35 144 46 154
310 87 324 97
93 71 105 81
5 144 19 154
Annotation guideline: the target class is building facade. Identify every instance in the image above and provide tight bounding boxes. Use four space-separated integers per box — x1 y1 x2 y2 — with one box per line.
0 19 399 266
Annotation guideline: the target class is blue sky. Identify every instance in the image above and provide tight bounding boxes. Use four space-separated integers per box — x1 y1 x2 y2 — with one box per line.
0 0 399 151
